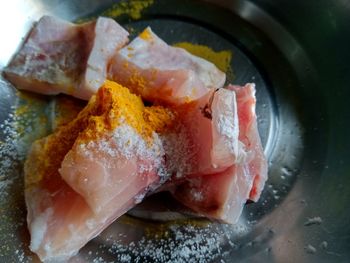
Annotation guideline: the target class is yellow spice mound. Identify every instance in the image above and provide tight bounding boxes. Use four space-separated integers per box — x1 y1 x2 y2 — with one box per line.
25 80 174 187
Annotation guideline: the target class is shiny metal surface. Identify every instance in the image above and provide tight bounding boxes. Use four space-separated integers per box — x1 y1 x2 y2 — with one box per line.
0 0 349 262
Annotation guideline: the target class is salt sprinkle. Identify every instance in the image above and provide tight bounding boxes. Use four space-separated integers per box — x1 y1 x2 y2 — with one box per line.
97 223 240 263
160 125 195 178
304 217 322 226
80 123 166 179
0 112 21 197
304 244 317 254
190 188 204 202
0 98 37 262
212 89 240 163
320 241 328 250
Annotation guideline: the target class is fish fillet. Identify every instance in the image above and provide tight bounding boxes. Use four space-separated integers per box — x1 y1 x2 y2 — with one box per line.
108 27 225 105
227 84 268 201
4 16 129 100
24 81 167 262
161 87 242 179
169 84 268 223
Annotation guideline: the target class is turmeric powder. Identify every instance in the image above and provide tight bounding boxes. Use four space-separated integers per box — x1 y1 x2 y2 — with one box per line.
77 0 154 23
173 42 233 73
25 80 174 188
25 95 100 187
102 0 154 20
79 80 173 142
139 28 153 41
143 106 175 133
126 68 149 97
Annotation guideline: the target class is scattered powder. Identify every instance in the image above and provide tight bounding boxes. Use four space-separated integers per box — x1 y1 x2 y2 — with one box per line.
103 0 154 20
217 114 236 141
304 217 322 226
78 0 154 23
281 167 293 176
111 124 163 163
0 89 50 197
212 89 239 163
134 193 146 204
0 107 21 197
91 222 243 263
304 244 317 254
92 257 106 263
0 85 49 262
81 122 165 178
160 126 195 178
320 241 328 250
173 42 232 73
190 188 204 202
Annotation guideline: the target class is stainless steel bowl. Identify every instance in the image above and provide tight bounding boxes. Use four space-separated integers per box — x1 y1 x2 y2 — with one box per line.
1 0 349 262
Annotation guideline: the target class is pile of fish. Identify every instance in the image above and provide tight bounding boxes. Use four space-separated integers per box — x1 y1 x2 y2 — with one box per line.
3 16 268 262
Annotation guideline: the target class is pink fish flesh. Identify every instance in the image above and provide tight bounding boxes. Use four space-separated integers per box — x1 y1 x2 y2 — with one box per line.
227 84 268 201
108 27 226 105
24 82 165 262
168 84 268 223
161 87 243 179
4 16 129 100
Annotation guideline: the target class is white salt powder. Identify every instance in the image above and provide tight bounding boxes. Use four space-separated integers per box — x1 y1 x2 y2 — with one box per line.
190 188 204 202
0 102 36 263
134 193 146 204
211 88 240 165
160 125 195 178
304 217 322 226
0 106 23 198
80 122 166 180
304 244 317 254
100 223 239 263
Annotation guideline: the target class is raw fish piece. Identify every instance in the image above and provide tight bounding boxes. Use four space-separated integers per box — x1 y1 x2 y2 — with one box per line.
227 83 268 201
169 84 267 223
162 87 243 179
60 124 163 214
171 165 252 224
108 27 225 105
4 16 128 100
24 81 167 262
59 82 170 214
